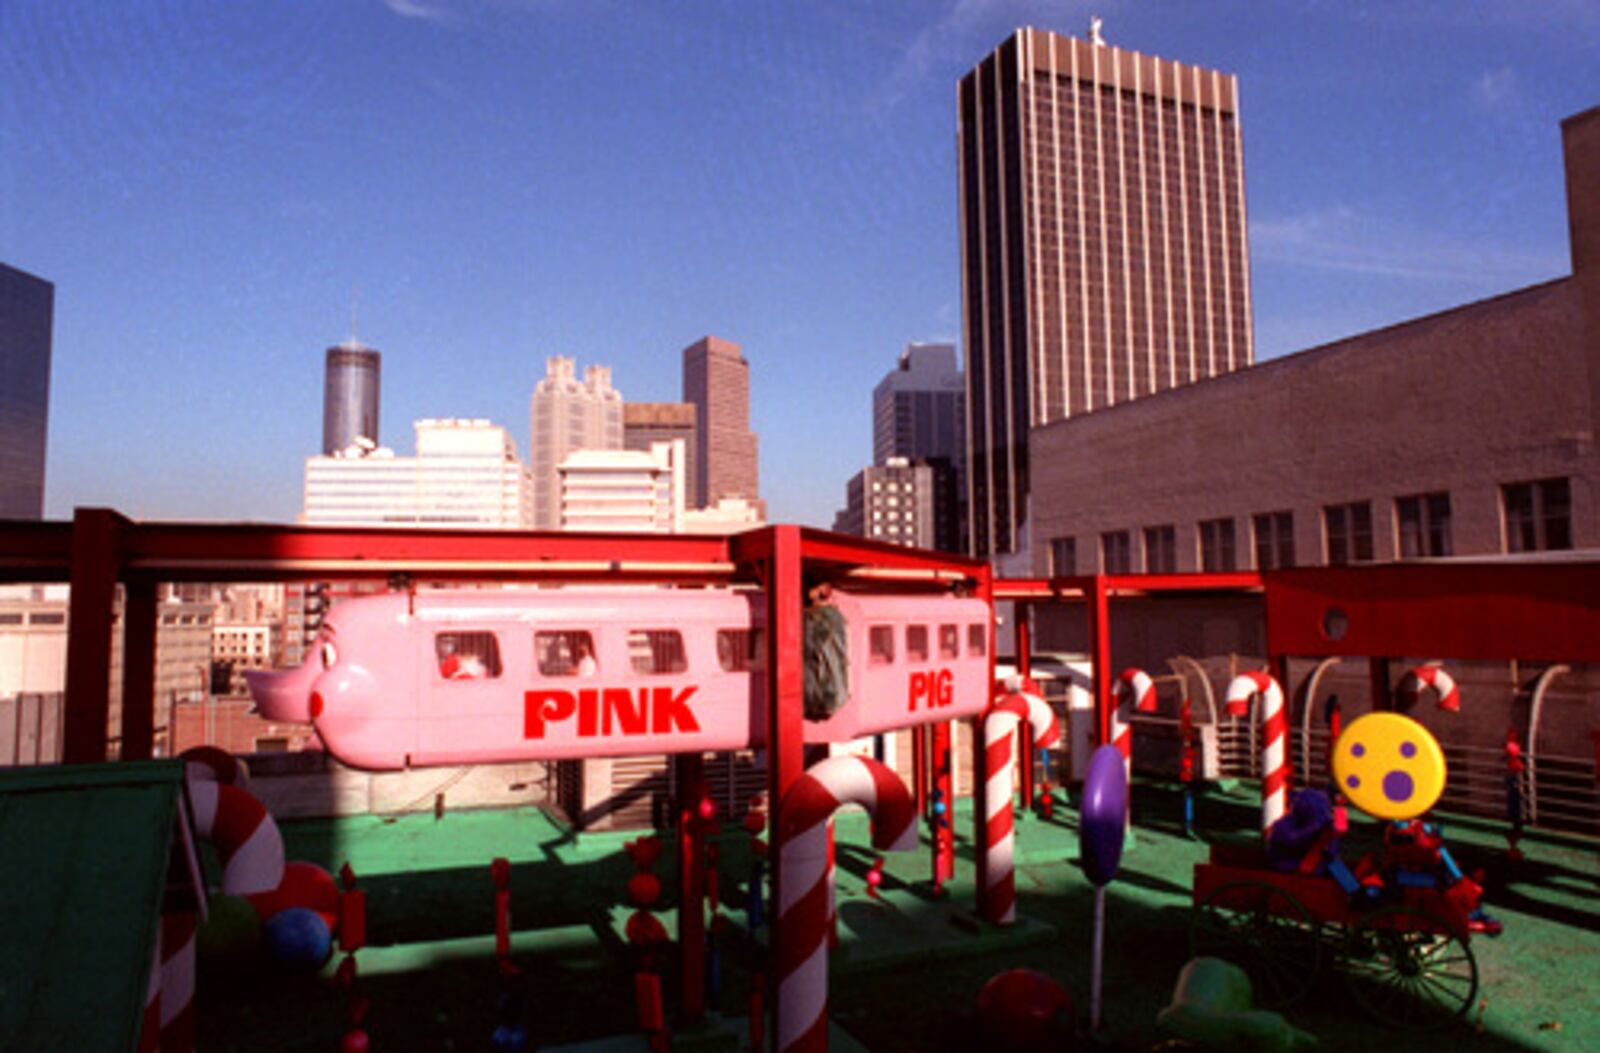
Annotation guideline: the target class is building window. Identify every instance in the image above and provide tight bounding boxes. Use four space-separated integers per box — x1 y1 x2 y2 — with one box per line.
1100 530 1133 574
1199 517 1236 572
1253 511 1295 570
1503 477 1572 552
1396 492 1452 558
1049 536 1076 576
437 631 504 679
535 631 597 676
1323 501 1374 565
1143 525 1177 573
626 629 687 675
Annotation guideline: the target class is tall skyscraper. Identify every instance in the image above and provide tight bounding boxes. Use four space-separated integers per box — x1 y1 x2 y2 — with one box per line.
529 356 623 529
322 339 381 455
0 263 54 520
623 402 697 508
959 26 1253 557
873 342 966 552
682 336 759 510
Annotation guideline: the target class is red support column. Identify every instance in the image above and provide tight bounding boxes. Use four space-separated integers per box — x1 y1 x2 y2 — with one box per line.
933 721 954 883
912 725 927 819
1369 657 1393 712
1088 576 1112 748
675 753 707 1025
64 508 126 764
1015 605 1034 811
761 526 806 1050
122 578 158 760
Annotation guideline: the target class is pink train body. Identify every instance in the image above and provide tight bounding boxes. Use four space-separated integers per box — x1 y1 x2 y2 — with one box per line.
246 588 993 771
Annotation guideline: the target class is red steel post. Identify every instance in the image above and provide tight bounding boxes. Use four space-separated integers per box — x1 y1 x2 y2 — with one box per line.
1088 576 1112 748
1015 607 1034 812
676 752 707 1024
63 508 126 763
121 577 159 760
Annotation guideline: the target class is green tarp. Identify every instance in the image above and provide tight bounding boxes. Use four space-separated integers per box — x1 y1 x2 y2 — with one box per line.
0 760 186 1052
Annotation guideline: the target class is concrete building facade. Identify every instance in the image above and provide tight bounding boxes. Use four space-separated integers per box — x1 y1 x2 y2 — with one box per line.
322 339 381 455
873 342 966 552
960 27 1252 558
303 418 532 529
558 441 684 533
623 402 697 513
530 357 624 529
1028 108 1600 577
834 458 941 550
682 336 759 511
0 263 54 520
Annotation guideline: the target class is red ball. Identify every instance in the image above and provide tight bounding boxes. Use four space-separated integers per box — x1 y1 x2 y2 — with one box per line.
698 796 717 821
975 969 1073 1051
341 1028 370 1053
627 872 662 908
249 861 339 928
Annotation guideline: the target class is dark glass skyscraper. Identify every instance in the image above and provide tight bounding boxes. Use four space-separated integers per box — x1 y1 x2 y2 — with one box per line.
873 342 966 552
322 339 381 455
959 27 1252 557
0 263 54 519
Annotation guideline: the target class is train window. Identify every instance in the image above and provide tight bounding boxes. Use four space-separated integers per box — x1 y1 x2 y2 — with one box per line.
535 631 598 676
939 624 960 659
906 625 929 662
436 632 503 680
868 625 895 665
628 629 688 675
717 628 767 672
968 624 987 656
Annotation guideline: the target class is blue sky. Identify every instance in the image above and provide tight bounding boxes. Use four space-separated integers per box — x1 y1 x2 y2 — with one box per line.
3 1 1596 527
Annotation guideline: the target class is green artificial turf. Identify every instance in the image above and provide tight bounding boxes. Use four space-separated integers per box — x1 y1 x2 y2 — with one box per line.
196 781 1600 1051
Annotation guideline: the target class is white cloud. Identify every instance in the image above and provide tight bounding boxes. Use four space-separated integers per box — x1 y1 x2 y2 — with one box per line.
1252 206 1563 284
1472 66 1517 110
381 0 454 22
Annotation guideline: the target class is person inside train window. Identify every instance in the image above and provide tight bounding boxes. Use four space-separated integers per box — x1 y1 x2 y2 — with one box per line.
868 625 894 666
436 632 501 679
535 631 597 676
906 625 929 662
968 623 987 657
627 629 687 674
939 624 960 660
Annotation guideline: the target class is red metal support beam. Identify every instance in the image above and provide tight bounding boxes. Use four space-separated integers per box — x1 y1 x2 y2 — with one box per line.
1087 576 1112 748
63 508 126 763
121 577 159 760
675 752 707 1025
1015 606 1034 811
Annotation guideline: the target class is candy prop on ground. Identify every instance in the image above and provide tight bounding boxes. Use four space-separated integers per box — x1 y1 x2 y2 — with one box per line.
975 968 1074 1052
187 778 284 898
981 690 1060 925
1397 663 1460 712
1225 671 1288 834
1080 744 1128 1032
1111 667 1157 792
776 754 916 1053
1156 957 1318 1052
1504 727 1527 860
622 835 670 1052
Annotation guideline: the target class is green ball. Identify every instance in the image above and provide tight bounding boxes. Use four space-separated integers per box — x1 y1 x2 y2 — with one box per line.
196 892 263 977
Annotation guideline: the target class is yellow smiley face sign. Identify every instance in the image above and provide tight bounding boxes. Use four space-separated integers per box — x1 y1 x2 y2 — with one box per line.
1331 713 1447 821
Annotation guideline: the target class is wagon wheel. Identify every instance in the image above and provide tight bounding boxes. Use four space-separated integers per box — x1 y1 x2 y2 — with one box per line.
1341 905 1478 1031
1189 880 1323 1008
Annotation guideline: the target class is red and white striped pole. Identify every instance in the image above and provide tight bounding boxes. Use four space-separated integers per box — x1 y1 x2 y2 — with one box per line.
1226 671 1288 834
1111 668 1157 807
981 689 1059 925
1398 663 1460 711
775 755 916 1053
158 910 197 1052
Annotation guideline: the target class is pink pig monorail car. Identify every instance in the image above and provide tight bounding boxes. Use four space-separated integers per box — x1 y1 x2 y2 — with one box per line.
245 586 993 771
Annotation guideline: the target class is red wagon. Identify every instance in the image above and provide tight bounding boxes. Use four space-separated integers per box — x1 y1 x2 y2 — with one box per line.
1190 841 1480 1031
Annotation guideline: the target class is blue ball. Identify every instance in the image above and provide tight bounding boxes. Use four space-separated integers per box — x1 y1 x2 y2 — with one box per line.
264 906 332 972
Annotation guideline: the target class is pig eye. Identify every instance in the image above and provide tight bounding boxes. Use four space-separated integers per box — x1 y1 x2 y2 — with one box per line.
321 642 338 669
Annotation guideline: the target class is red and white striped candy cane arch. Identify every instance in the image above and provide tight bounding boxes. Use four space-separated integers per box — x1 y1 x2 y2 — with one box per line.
1111 668 1158 786
776 755 917 1053
1225 671 1288 834
981 687 1060 925
187 779 285 897
1398 663 1460 711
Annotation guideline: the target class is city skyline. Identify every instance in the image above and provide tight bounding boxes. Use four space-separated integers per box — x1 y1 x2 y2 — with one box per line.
4 3 1595 527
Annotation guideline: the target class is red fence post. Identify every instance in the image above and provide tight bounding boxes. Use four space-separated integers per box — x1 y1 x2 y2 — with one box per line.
122 577 158 760
676 753 707 1024
63 508 126 763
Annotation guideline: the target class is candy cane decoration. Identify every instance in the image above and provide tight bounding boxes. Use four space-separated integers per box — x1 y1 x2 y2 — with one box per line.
982 689 1060 925
158 910 197 1052
1398 663 1459 711
776 755 916 1053
187 779 285 897
1226 671 1288 834
180 745 250 790
1111 668 1158 786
